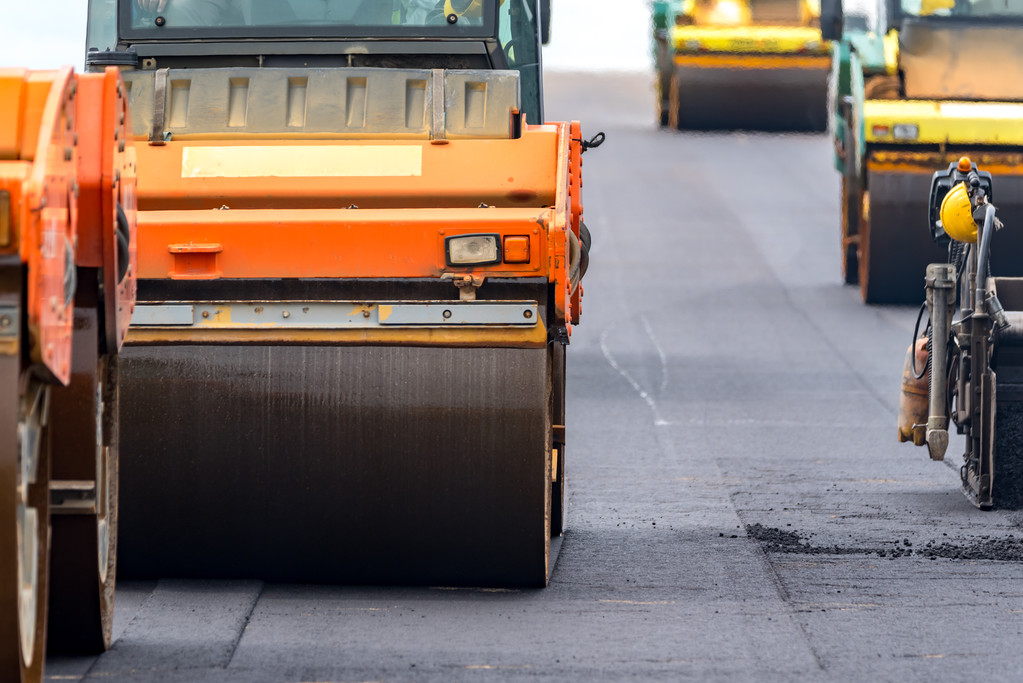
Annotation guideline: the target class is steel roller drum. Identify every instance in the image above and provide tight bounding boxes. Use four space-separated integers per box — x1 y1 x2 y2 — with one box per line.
117 344 554 587
864 166 1023 305
671 64 828 131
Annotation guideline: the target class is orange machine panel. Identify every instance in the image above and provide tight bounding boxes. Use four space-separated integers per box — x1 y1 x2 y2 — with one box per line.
75 68 137 352
0 68 79 382
133 132 560 212
0 69 27 160
136 207 549 280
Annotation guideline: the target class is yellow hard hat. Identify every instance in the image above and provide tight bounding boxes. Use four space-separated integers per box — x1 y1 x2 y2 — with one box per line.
445 0 485 19
940 181 977 243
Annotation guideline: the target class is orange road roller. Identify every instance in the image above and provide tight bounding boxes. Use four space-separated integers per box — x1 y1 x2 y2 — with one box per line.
85 0 591 586
0 67 136 683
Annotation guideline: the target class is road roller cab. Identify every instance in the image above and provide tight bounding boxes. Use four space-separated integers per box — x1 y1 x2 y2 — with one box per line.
653 0 831 129
84 0 588 587
825 0 1023 303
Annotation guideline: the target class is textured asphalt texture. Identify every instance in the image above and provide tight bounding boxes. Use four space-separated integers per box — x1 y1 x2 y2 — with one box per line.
47 72 1023 682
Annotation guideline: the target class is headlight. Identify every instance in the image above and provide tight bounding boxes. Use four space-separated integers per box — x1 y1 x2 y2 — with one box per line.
708 0 744 24
445 234 501 266
685 39 701 50
893 123 919 141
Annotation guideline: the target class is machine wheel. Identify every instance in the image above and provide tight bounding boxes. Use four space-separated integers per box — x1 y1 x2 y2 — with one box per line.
858 166 946 304
667 68 683 130
655 40 671 128
856 189 887 302
841 175 861 285
0 268 51 683
655 66 669 127
0 371 51 683
806 105 829 134
47 287 118 655
551 344 566 536
994 386 1023 510
119 344 555 587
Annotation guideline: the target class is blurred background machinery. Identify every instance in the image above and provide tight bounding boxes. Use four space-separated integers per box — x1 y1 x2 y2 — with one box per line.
653 0 830 130
826 0 1023 303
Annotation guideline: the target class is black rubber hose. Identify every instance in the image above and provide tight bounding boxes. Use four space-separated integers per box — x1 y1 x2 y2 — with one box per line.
63 238 77 310
911 301 930 380
567 229 581 293
116 203 130 283
578 222 590 281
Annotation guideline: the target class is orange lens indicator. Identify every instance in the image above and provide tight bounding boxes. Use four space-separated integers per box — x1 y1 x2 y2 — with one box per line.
503 236 530 264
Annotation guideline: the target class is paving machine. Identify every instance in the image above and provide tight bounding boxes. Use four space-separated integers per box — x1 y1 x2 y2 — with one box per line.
824 0 1023 303
652 0 830 130
898 157 1023 509
0 67 136 683
85 0 591 587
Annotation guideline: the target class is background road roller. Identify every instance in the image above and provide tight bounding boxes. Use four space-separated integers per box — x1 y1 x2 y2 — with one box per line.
0 67 136 683
652 0 830 130
899 157 1023 510
824 0 1023 304
85 0 589 587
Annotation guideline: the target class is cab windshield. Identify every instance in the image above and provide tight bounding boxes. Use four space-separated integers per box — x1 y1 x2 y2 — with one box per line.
123 0 497 37
900 0 1023 19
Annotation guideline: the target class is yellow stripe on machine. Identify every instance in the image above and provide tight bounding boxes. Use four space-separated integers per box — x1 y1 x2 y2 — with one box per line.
865 100 1023 145
671 25 827 54
180 145 424 178
883 29 899 76
125 322 548 348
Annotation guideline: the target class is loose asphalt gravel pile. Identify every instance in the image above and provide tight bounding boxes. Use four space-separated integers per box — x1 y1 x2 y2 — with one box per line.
744 522 1023 561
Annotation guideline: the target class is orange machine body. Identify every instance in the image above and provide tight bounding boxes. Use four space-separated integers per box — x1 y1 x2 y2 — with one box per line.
74 69 138 353
0 68 79 382
131 119 584 341
0 67 137 383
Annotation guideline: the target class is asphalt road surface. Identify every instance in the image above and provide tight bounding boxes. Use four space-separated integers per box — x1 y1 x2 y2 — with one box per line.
48 72 1023 682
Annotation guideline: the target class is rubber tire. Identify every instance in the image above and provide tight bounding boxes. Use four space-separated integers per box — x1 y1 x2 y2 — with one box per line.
0 377 50 683
47 353 118 655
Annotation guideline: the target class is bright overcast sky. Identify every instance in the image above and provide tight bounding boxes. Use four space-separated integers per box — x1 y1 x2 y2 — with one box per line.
0 0 652 72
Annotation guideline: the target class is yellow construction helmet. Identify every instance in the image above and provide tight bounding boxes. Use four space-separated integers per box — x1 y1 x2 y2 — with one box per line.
940 181 977 243
445 0 486 19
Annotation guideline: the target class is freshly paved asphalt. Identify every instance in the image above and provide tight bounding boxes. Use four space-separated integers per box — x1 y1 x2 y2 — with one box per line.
47 71 1023 682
